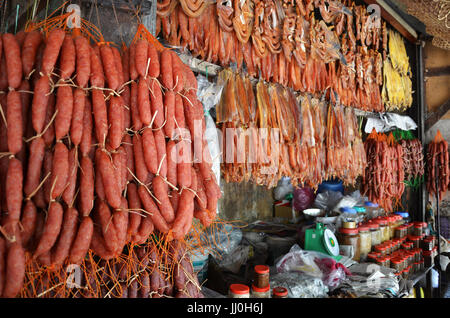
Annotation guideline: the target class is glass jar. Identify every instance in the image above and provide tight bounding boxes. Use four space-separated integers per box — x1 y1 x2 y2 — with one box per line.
408 235 420 249
254 265 270 289
368 222 381 246
368 252 380 263
413 222 426 236
423 250 433 268
338 228 360 262
374 218 389 243
391 258 403 272
406 223 414 236
251 284 270 298
359 225 372 262
421 237 433 251
402 267 410 279
229 284 250 298
272 286 288 298
388 216 396 239
384 255 391 268
395 225 407 239
419 259 425 271
364 201 380 219
413 248 422 263
395 214 405 227
342 221 357 229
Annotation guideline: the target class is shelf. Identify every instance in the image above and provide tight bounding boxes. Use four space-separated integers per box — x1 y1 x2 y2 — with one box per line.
407 265 434 286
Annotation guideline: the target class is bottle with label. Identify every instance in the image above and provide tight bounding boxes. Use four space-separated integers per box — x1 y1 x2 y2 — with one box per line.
229 284 250 298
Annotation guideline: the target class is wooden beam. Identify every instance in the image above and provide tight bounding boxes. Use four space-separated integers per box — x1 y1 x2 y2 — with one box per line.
425 99 450 131
425 66 450 78
362 0 418 44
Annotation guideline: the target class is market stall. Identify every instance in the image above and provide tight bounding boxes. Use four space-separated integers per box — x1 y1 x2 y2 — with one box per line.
0 0 448 299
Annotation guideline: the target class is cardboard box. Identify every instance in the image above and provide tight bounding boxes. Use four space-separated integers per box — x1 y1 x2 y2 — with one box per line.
274 200 300 223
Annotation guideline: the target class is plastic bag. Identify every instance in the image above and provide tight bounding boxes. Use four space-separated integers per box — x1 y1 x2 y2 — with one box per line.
270 272 329 298
313 190 343 211
196 74 222 191
273 177 294 201
292 186 315 212
275 245 350 288
216 245 250 274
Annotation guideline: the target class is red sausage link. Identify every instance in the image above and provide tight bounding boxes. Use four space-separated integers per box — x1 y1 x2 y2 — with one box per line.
89 45 105 88
33 201 64 258
50 142 69 200
70 88 86 146
80 96 93 157
129 41 138 81
96 149 122 209
80 155 94 217
142 127 159 175
20 200 37 249
59 34 76 80
107 96 124 150
42 93 55 147
68 216 93 264
6 158 23 222
6 90 23 154
160 49 173 89
100 45 120 91
135 40 149 78
171 51 184 93
31 74 51 134
130 81 143 131
152 175 175 223
74 35 91 88
21 30 43 78
137 76 152 126
51 207 79 266
132 134 150 184
41 29 66 76
62 147 78 206
91 88 108 145
164 90 175 138
2 33 23 89
166 140 177 187
96 200 119 253
149 78 164 129
126 182 142 238
138 185 170 233
154 129 167 178
2 241 25 298
147 42 160 78
55 85 74 140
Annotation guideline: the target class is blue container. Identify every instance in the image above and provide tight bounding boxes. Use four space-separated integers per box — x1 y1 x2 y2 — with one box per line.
340 207 357 214
364 201 379 208
318 180 344 194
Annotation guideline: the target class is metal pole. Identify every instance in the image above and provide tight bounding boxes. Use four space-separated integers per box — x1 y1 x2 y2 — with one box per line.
434 160 441 298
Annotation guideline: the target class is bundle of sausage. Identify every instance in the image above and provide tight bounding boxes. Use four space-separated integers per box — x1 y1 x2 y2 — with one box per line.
19 240 202 298
426 130 449 201
399 137 424 186
0 25 220 297
361 130 405 212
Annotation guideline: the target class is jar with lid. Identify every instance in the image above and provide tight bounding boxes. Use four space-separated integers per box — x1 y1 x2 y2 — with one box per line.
388 216 396 239
391 258 403 272
251 284 270 298
421 237 433 251
413 222 426 236
272 286 288 298
368 222 381 246
413 248 422 262
358 225 372 262
395 225 407 239
364 201 380 219
338 227 360 261
384 255 391 268
374 218 389 243
367 252 379 263
395 214 405 227
419 259 425 271
408 235 420 249
229 284 250 298
374 244 387 256
376 257 386 267
406 223 414 236
423 250 434 268
253 265 269 289
339 207 360 225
